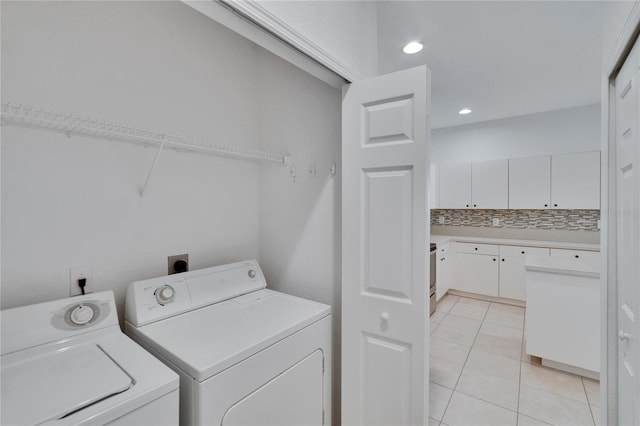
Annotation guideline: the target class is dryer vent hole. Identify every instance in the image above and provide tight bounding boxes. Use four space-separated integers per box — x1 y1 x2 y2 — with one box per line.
168 254 189 275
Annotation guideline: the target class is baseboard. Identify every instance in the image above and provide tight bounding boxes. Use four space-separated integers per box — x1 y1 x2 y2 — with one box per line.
541 359 600 381
447 289 526 307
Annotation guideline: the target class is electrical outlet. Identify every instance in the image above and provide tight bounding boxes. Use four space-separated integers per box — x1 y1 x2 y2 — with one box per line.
70 266 92 296
438 216 445 224
492 218 500 227
168 254 189 275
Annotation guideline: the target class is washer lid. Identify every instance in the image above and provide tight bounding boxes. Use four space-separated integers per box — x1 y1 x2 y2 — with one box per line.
1 344 132 425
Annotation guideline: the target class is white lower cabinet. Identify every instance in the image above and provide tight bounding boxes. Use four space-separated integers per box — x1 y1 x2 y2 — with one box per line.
549 248 600 263
453 243 499 297
450 240 599 302
499 246 550 301
436 243 450 300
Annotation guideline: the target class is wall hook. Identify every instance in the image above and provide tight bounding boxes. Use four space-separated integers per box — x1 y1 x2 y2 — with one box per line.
329 162 337 177
289 163 296 183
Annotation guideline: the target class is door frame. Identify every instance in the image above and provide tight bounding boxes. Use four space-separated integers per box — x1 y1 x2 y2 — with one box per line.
602 3 640 425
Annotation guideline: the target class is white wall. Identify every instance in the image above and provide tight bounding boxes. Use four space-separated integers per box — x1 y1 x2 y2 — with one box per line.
1 1 263 312
431 104 601 164
1 0 341 336
255 47 341 423
602 1 638 68
255 0 378 79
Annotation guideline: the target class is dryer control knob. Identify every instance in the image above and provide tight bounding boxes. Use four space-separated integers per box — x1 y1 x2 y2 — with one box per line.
155 285 176 305
70 304 95 325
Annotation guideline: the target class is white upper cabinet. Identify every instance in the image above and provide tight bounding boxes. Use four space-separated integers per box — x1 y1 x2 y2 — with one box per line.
551 151 601 209
509 155 551 209
438 162 471 208
436 151 600 210
471 159 509 209
438 160 508 209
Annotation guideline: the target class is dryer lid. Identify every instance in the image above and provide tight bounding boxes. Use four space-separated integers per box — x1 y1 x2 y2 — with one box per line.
1 344 132 425
132 289 331 382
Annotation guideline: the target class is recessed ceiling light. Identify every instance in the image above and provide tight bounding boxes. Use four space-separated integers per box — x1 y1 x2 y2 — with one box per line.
458 108 472 115
403 41 423 54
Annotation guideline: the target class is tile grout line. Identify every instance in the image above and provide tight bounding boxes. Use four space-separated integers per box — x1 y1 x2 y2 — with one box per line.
516 319 525 425
581 377 597 426
429 295 457 425
438 296 491 425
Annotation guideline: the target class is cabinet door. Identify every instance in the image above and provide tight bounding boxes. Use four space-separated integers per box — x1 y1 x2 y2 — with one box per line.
509 155 551 209
436 253 449 300
471 159 509 209
499 246 550 301
551 151 601 209
454 253 499 296
499 256 527 301
438 162 471 208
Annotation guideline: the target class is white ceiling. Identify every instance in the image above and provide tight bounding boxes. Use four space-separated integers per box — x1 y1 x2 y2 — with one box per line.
376 1 603 129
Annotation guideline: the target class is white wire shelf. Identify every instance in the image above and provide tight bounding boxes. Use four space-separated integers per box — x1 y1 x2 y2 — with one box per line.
0 102 290 164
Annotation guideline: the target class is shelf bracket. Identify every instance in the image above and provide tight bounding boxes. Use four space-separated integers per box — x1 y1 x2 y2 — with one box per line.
140 135 166 197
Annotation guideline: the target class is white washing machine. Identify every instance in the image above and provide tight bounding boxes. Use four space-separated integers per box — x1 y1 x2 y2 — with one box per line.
1 291 179 426
124 259 331 426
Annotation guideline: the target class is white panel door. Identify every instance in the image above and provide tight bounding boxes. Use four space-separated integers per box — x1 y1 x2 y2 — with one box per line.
342 65 429 425
471 159 509 209
614 37 640 426
438 162 471 208
551 151 601 209
509 155 551 209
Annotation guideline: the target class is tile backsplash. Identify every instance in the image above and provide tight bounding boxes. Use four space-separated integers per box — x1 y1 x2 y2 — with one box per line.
431 209 600 232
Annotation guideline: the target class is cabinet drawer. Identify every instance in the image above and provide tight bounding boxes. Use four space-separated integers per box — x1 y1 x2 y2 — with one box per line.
550 249 600 262
500 245 550 258
456 242 499 256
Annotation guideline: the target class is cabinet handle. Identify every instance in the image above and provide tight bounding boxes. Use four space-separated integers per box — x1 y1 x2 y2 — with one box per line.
466 204 470 208
440 258 445 261
575 255 580 258
493 258 497 261
475 247 478 251
544 204 548 207
554 203 558 207
501 258 505 261
521 251 525 254
473 204 477 207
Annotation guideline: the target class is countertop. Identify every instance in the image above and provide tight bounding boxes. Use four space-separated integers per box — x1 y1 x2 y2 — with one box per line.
430 234 600 251
524 255 600 278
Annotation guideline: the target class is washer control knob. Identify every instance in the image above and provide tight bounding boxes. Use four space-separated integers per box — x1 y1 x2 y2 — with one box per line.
70 304 95 325
155 285 176 305
248 270 256 279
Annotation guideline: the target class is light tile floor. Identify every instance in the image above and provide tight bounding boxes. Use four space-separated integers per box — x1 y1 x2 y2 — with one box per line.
430 294 600 426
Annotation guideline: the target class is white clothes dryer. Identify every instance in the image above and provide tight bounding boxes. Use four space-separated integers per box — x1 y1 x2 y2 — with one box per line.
124 259 331 426
0 291 179 426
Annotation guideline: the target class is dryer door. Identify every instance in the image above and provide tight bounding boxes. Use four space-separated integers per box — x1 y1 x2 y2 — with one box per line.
195 315 331 426
222 350 323 426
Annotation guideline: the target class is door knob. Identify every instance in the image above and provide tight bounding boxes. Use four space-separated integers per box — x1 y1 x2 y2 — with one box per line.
380 312 390 321
618 330 632 341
